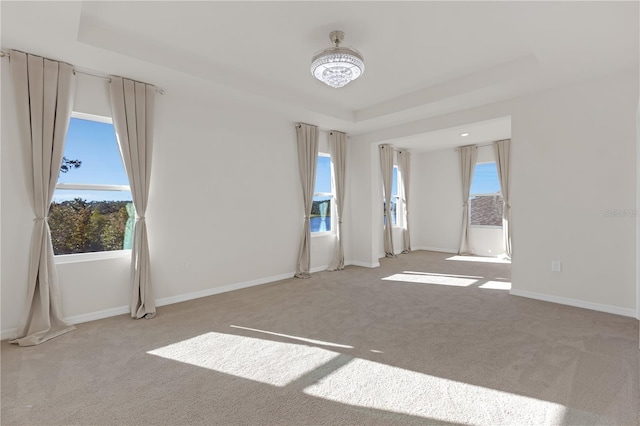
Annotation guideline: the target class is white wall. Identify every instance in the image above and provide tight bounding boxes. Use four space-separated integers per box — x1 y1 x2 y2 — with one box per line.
2 61 636 338
148 91 300 299
353 67 637 317
57 256 132 320
412 148 461 253
510 69 637 314
0 61 342 336
637 99 640 320
411 145 505 256
469 228 505 257
347 142 380 267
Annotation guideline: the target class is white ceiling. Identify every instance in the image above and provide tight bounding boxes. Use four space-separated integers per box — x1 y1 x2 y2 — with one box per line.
1 1 638 151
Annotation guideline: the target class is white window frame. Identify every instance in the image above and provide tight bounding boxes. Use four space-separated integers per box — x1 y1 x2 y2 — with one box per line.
469 161 503 229
52 112 132 262
391 165 403 228
382 165 403 228
312 152 335 236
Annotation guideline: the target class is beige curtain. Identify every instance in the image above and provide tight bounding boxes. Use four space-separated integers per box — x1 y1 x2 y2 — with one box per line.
458 145 477 255
109 77 156 319
295 123 319 278
494 139 512 258
397 149 411 254
380 144 395 257
327 131 347 271
9 51 77 346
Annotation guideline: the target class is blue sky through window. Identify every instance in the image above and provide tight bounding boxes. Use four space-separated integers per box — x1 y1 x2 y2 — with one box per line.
470 163 501 194
392 167 398 197
315 155 331 193
53 117 131 202
58 117 128 185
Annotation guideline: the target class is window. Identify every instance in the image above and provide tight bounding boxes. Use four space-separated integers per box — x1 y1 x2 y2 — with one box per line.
384 166 401 226
311 153 333 233
469 162 503 227
49 113 134 255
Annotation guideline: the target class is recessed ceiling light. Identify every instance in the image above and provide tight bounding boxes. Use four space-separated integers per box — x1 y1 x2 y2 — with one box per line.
460 132 470 137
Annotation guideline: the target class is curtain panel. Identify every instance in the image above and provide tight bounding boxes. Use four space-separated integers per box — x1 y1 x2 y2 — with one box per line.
109 77 156 319
494 139 512 258
327 131 347 271
397 150 411 254
458 145 477 255
295 123 319 278
9 51 77 346
379 144 395 257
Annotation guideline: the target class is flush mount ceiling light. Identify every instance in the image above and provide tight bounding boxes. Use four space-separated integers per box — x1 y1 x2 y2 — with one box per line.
311 31 365 88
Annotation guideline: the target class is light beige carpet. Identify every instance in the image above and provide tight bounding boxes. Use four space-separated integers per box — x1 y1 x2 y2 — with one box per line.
1 250 638 425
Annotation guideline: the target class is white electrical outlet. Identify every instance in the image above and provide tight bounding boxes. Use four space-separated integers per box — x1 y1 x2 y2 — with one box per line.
551 260 562 272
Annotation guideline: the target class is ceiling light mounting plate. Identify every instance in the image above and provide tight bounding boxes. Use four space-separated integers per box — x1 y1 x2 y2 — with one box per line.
329 30 345 47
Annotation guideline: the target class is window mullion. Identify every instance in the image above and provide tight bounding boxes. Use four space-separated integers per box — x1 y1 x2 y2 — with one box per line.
56 183 131 192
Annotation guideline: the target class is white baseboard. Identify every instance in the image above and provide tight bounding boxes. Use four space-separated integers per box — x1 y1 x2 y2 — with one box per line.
1 305 131 341
1 328 17 341
65 305 130 325
376 251 410 258
345 260 380 268
509 289 636 318
155 272 295 308
2 264 390 340
5 272 633 341
310 265 329 273
412 246 458 254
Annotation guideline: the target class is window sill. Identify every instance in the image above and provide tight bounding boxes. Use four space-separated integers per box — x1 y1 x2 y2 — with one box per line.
55 250 131 265
470 225 503 229
311 231 335 237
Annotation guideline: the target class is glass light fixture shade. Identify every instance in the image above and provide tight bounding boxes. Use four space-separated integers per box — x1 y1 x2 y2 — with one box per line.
311 46 365 88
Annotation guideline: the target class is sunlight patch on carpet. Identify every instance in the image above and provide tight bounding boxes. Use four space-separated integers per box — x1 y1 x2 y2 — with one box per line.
446 255 511 264
303 358 567 424
479 280 512 290
148 332 338 387
382 272 478 287
403 271 483 279
229 325 353 348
